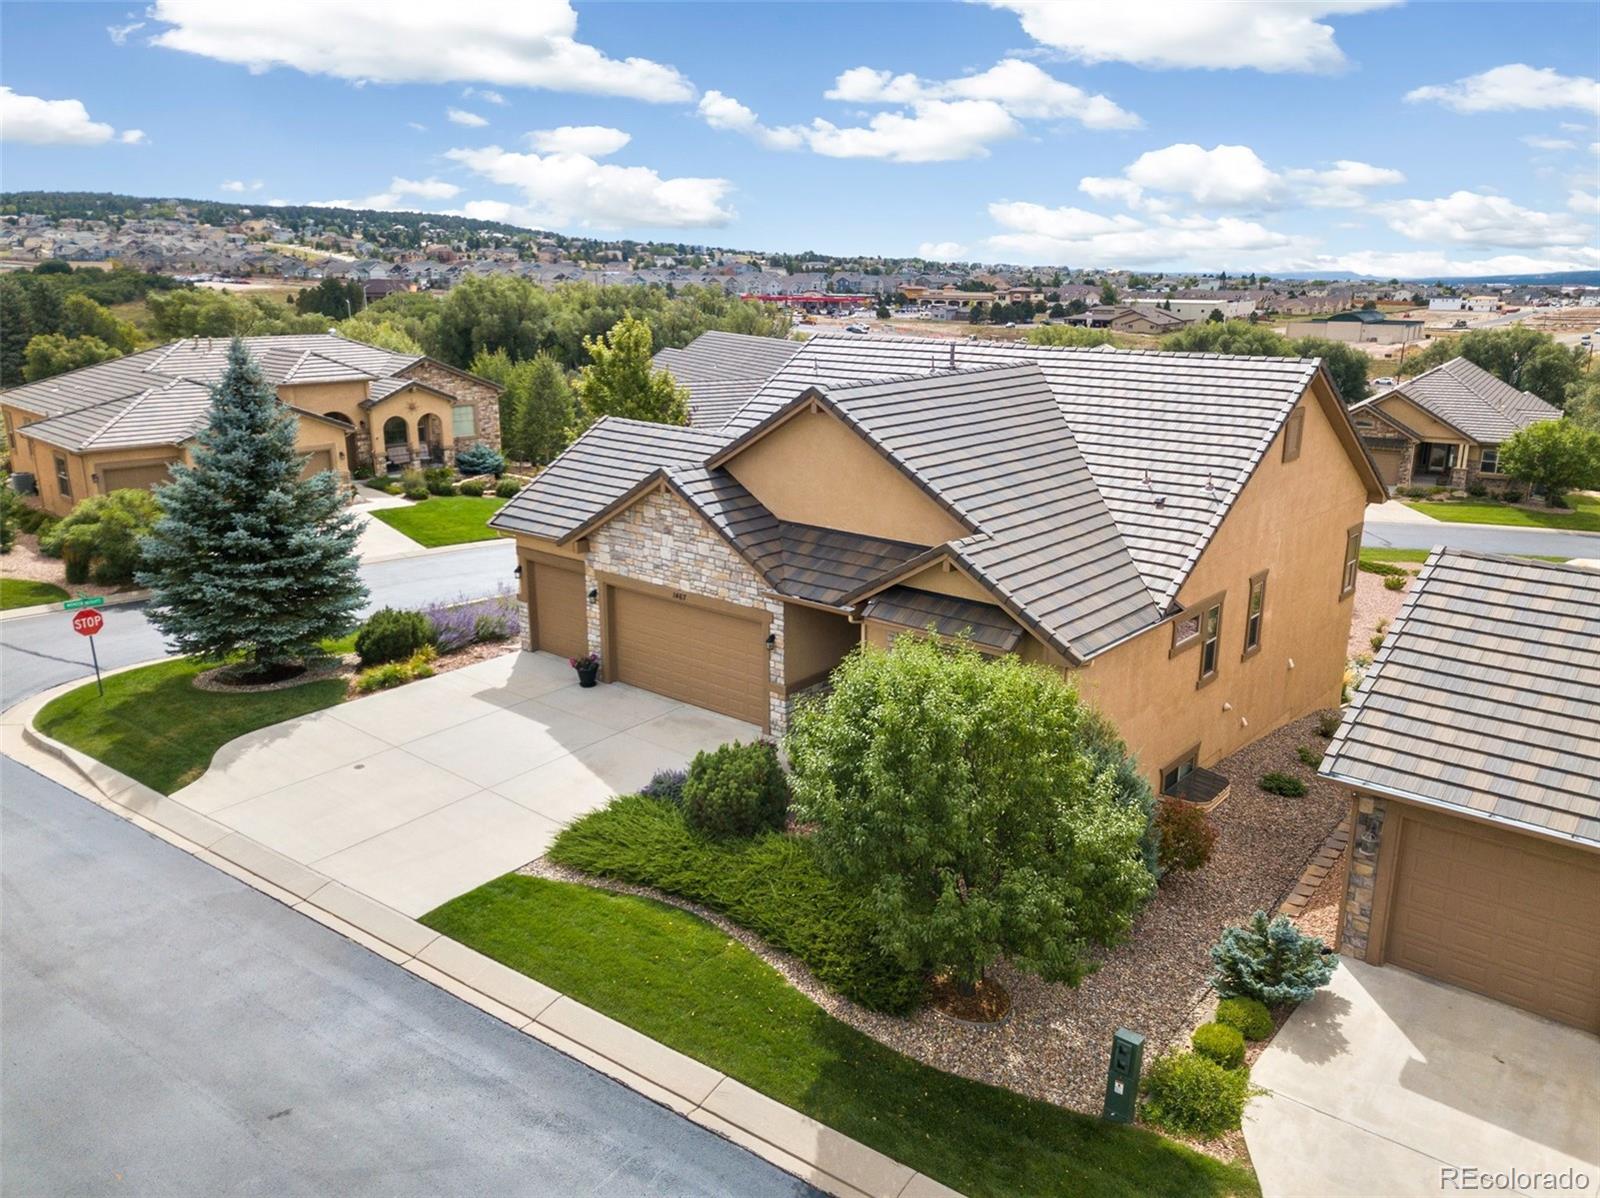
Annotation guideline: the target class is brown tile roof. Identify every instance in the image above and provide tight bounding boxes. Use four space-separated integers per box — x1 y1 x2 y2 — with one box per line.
652 331 801 430
1320 549 1600 847
860 585 1024 652
1356 356 1561 444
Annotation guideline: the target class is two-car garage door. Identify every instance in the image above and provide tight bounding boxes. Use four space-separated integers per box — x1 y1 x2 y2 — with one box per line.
608 586 768 727
1380 811 1600 1032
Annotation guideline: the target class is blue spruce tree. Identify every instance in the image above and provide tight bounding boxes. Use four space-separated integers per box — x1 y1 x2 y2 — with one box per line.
138 339 367 677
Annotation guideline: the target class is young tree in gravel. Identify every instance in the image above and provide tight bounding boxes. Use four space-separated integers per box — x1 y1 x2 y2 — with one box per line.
786 635 1156 992
575 315 689 426
137 339 367 676
1497 419 1600 506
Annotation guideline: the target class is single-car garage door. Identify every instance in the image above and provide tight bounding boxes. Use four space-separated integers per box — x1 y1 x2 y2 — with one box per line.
100 462 172 492
301 449 335 478
608 585 767 726
1383 812 1600 1031
528 555 587 659
1368 447 1406 491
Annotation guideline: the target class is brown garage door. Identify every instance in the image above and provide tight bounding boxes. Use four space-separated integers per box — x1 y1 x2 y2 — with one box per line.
1368 447 1406 490
1384 812 1600 1031
528 555 587 659
608 585 767 726
100 462 172 492
301 449 335 478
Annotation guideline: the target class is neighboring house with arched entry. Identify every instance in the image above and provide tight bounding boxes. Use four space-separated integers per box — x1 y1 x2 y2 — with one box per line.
1 333 502 516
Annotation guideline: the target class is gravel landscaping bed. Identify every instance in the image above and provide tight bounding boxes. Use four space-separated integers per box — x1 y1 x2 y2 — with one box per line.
1289 849 1345 944
1347 570 1408 659
532 709 1347 1117
0 532 136 602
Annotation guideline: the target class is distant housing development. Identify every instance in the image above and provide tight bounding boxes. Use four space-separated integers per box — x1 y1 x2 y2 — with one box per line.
494 331 1384 796
1 333 501 515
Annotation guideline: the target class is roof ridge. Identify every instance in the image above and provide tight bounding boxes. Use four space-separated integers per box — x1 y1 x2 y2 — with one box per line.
803 332 1321 366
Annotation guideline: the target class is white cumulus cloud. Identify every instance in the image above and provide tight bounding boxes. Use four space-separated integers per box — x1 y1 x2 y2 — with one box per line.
220 179 263 193
391 176 460 199
984 0 1398 73
917 242 968 260
825 59 1140 129
1406 64 1600 113
445 144 734 229
698 91 1020 163
0 87 141 146
525 125 632 157
148 0 694 102
1080 143 1403 210
1378 190 1593 248
982 200 1301 267
1522 134 1578 151
107 20 145 45
463 87 506 105
447 108 488 127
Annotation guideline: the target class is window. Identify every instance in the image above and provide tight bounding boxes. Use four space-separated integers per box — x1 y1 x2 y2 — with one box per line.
1171 611 1201 653
1282 408 1305 462
1480 445 1500 474
54 454 71 499
1161 748 1199 796
1197 601 1223 684
1243 572 1267 657
1340 525 1361 597
451 405 476 438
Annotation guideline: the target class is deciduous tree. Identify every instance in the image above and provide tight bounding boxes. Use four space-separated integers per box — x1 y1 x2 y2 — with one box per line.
1497 419 1600 504
575 316 689 426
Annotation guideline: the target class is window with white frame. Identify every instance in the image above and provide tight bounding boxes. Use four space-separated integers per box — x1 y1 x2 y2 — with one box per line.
451 405 476 438
1480 445 1500 474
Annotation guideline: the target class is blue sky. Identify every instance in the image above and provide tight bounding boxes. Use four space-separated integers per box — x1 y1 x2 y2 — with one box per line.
2 1 1596 274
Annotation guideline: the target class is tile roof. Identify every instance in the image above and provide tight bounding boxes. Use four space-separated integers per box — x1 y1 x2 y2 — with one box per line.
652 330 801 429
1357 357 1561 444
723 334 1327 612
2 333 427 454
860 585 1024 652
1320 549 1600 848
488 417 727 542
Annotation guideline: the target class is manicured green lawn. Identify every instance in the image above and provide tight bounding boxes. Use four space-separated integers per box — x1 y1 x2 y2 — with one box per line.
423 875 1258 1198
369 495 507 547
35 656 348 794
0 578 70 610
1403 493 1600 533
1359 547 1567 567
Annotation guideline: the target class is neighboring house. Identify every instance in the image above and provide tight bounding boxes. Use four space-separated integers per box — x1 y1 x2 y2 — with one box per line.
651 330 802 430
2 333 502 516
492 334 1384 795
1320 549 1599 1033
1078 304 1190 334
1347 356 1561 492
1286 310 1423 345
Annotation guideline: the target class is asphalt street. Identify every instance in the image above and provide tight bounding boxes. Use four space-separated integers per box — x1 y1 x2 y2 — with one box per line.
0 539 517 708
1362 519 1600 559
0 755 814 1198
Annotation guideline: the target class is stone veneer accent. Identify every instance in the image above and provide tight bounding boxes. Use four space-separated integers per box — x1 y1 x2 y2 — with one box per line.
1341 794 1388 958
585 488 787 733
400 360 502 455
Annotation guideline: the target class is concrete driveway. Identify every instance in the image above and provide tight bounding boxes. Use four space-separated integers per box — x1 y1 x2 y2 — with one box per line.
170 651 759 916
1244 959 1600 1197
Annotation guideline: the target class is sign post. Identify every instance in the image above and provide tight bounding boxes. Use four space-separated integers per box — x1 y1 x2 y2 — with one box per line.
69 602 106 696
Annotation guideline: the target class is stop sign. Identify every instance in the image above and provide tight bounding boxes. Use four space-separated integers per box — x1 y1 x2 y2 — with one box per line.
71 609 104 637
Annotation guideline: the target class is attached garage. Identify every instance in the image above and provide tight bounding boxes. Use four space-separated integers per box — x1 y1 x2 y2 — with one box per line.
1322 548 1600 1034
605 583 769 727
1367 446 1406 491
1375 807 1600 1032
526 553 587 659
99 461 173 492
300 448 335 478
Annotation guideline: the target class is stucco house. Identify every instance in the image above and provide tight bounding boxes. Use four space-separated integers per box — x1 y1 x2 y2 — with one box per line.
1347 356 1561 492
2 333 501 516
1320 549 1598 1033
493 333 1385 796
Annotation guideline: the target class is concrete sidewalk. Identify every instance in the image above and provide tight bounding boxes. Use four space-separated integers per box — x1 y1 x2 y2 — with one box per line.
6 668 960 1198
1244 960 1600 1197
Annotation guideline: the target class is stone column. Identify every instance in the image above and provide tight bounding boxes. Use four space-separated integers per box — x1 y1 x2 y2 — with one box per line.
1341 795 1387 959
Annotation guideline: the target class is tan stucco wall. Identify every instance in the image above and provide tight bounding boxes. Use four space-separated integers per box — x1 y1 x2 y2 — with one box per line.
1074 381 1367 782
783 602 859 686
278 380 369 425
723 405 967 546
1371 394 1470 444
399 360 502 451
293 418 348 475
892 559 997 604
369 388 457 453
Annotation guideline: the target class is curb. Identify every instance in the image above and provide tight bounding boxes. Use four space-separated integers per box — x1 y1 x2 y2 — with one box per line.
0 588 151 623
360 537 515 566
9 682 961 1198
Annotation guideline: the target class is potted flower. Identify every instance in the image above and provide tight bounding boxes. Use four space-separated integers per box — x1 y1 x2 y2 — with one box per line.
569 652 600 688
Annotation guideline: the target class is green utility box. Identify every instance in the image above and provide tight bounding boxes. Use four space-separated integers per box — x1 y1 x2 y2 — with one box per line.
1101 1028 1145 1123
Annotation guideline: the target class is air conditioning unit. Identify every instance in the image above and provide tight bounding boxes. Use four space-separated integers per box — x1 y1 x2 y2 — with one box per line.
9 472 37 496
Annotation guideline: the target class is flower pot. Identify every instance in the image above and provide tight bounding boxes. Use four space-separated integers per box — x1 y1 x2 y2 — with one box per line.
575 663 599 688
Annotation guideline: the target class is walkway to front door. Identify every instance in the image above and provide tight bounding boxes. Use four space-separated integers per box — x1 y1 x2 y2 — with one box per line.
169 652 759 916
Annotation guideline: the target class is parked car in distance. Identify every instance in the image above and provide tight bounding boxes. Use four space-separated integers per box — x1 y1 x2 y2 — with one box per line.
844 323 869 335
1372 376 1396 388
